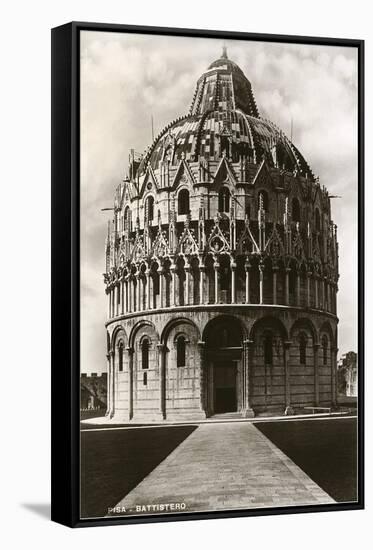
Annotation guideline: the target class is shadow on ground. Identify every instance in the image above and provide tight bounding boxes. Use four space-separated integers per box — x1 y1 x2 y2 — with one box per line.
254 417 358 502
21 503 50 520
81 425 197 519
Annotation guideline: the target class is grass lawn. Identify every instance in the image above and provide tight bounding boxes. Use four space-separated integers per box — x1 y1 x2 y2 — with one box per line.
254 417 358 502
80 425 197 518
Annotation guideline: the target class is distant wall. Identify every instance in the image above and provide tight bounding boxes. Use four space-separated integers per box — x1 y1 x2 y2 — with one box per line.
80 373 107 409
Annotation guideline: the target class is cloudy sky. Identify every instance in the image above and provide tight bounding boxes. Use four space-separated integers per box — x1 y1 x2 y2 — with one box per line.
80 31 358 374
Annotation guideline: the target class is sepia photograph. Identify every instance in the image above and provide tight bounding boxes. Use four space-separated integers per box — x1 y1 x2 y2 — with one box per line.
77 28 361 522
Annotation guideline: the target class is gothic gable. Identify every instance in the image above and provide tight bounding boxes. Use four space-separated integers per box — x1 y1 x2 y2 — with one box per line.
151 227 170 259
171 159 196 190
139 165 159 197
265 225 285 259
177 221 199 256
207 216 231 254
213 156 237 188
237 219 260 255
251 159 276 191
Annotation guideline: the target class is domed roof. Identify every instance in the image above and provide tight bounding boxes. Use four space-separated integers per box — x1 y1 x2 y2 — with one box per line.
138 49 313 179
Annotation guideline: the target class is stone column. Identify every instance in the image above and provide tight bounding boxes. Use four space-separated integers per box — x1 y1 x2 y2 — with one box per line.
145 269 150 310
245 261 251 304
126 346 134 421
120 280 125 315
307 271 311 308
158 265 163 309
315 276 319 309
137 273 141 312
127 277 131 313
259 262 264 305
105 352 111 416
284 340 294 415
296 271 301 306
170 264 176 307
327 280 331 312
197 341 206 414
115 284 119 317
272 266 278 305
134 277 138 311
314 343 320 406
285 267 290 305
109 350 115 418
199 264 205 305
129 278 133 312
214 259 219 304
125 279 129 314
322 277 326 310
242 340 255 417
107 290 111 319
185 264 190 306
231 261 236 304
157 343 166 419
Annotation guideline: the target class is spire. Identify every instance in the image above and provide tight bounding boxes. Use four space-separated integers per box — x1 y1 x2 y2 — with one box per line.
190 49 259 118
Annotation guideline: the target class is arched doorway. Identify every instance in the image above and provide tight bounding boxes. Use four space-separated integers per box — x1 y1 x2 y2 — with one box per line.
204 316 243 415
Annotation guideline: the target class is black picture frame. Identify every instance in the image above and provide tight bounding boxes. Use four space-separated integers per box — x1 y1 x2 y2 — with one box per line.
51 21 364 528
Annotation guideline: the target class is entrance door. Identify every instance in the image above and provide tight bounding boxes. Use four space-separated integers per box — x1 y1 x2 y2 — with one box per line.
214 361 237 413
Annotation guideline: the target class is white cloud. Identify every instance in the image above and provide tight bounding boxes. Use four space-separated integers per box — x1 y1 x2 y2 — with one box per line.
80 32 358 373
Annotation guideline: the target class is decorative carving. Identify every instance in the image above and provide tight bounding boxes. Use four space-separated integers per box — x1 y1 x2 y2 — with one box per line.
265 225 285 258
151 227 170 258
207 216 231 253
178 218 199 256
237 218 260 255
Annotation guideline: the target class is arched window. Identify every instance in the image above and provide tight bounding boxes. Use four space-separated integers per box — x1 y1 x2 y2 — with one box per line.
146 196 154 222
299 333 307 365
142 338 149 370
321 335 328 366
292 197 301 222
176 335 186 367
178 189 190 215
258 190 269 212
315 208 321 232
264 332 273 365
118 341 124 372
218 187 230 213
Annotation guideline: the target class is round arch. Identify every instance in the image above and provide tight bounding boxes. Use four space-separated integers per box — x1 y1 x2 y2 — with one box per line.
290 317 317 344
202 314 247 346
319 320 336 349
161 316 201 346
129 320 159 349
249 316 288 342
111 325 128 351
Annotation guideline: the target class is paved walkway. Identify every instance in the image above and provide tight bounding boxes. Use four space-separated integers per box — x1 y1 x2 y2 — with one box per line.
112 422 334 514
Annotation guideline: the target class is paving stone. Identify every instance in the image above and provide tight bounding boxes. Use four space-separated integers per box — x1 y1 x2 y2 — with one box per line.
111 422 334 515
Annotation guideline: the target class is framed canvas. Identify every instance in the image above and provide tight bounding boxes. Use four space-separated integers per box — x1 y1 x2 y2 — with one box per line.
51 21 364 527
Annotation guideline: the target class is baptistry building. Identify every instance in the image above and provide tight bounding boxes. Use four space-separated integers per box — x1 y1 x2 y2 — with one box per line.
103 48 339 422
